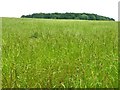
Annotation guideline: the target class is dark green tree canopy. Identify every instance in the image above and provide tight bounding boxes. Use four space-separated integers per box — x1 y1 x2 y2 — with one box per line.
21 12 115 21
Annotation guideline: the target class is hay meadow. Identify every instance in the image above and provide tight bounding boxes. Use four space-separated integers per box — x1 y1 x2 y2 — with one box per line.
2 18 118 88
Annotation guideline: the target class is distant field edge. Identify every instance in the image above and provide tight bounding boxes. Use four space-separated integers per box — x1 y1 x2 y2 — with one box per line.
2 17 117 22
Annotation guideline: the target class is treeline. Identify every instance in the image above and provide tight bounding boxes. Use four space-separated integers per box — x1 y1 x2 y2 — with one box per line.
21 12 115 21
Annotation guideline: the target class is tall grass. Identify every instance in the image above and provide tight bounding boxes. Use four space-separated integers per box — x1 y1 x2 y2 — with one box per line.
2 18 118 88
0 17 2 89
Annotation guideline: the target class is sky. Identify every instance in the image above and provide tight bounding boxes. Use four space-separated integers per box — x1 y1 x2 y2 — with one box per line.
0 0 119 21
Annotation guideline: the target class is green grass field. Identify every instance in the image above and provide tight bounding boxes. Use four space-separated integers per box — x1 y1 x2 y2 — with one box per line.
0 17 2 89
2 17 118 88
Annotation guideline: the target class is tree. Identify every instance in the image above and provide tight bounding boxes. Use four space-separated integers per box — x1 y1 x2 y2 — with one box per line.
80 14 89 20
21 13 115 21
88 14 96 20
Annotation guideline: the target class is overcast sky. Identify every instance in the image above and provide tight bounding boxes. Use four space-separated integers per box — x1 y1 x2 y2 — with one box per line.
0 0 119 21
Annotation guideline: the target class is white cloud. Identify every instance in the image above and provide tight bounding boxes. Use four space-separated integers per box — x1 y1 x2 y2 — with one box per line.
0 0 119 20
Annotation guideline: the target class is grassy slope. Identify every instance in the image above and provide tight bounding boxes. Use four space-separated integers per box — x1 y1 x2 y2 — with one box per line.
2 18 118 88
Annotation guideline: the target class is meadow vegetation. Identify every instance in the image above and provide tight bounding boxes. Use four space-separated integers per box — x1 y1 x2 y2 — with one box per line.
2 18 118 88
0 17 2 88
